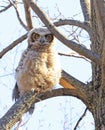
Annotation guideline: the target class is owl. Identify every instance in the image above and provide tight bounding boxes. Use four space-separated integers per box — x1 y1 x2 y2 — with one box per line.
12 28 61 113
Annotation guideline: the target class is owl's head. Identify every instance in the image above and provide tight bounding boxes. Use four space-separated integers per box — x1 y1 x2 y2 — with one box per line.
28 28 55 49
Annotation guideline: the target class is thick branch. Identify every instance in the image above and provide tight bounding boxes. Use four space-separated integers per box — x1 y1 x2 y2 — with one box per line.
60 70 90 106
0 90 36 130
26 0 101 65
0 88 90 129
61 70 87 91
23 0 33 30
0 33 27 58
54 19 90 33
80 0 90 21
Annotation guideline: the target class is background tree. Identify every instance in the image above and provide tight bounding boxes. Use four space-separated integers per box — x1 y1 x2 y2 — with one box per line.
0 0 105 130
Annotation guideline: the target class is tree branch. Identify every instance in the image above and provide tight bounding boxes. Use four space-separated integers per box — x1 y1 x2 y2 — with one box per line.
9 0 28 31
80 0 90 21
0 33 27 58
74 107 88 130
26 0 101 65
58 52 90 62
0 88 91 129
0 3 12 13
54 19 90 33
0 90 36 130
61 70 87 91
94 0 105 90
60 70 90 107
23 0 33 30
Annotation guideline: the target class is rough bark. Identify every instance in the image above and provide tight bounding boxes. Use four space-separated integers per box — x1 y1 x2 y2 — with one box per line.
90 0 105 129
80 0 90 21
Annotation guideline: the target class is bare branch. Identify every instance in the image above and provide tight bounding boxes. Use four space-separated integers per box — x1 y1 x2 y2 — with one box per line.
58 52 90 62
26 0 101 65
9 0 28 31
54 19 90 33
0 3 12 13
23 0 33 30
80 0 90 21
0 33 27 58
0 88 90 129
60 70 90 107
74 107 88 130
0 90 36 130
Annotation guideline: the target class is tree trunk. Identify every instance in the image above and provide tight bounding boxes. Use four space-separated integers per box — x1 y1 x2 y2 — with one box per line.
90 0 105 129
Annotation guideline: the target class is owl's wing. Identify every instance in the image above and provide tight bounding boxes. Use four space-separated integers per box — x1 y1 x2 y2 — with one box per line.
12 83 20 101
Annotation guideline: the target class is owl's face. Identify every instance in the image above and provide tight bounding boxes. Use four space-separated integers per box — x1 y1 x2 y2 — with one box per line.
28 28 55 49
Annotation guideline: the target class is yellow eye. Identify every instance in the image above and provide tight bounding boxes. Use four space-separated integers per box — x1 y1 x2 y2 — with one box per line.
34 33 40 39
31 33 40 42
45 34 53 42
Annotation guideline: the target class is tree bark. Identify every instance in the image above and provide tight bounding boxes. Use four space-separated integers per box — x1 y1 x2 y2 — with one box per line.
90 0 105 129
80 0 90 21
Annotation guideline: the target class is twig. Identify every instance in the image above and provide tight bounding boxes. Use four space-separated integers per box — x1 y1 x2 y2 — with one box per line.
54 19 90 33
58 52 90 62
9 0 28 31
0 33 27 58
0 3 12 13
74 107 88 130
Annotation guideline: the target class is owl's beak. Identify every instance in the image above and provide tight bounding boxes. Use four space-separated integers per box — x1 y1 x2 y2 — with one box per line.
40 37 45 44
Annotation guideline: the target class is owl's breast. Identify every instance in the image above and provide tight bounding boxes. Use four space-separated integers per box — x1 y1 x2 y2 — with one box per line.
15 50 61 93
16 51 54 77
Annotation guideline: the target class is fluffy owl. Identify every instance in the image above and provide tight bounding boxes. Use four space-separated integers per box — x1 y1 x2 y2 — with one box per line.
12 28 61 113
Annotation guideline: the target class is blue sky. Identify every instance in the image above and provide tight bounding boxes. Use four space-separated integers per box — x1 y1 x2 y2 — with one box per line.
0 0 94 130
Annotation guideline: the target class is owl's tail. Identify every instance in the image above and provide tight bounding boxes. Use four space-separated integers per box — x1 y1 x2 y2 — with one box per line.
12 83 20 101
